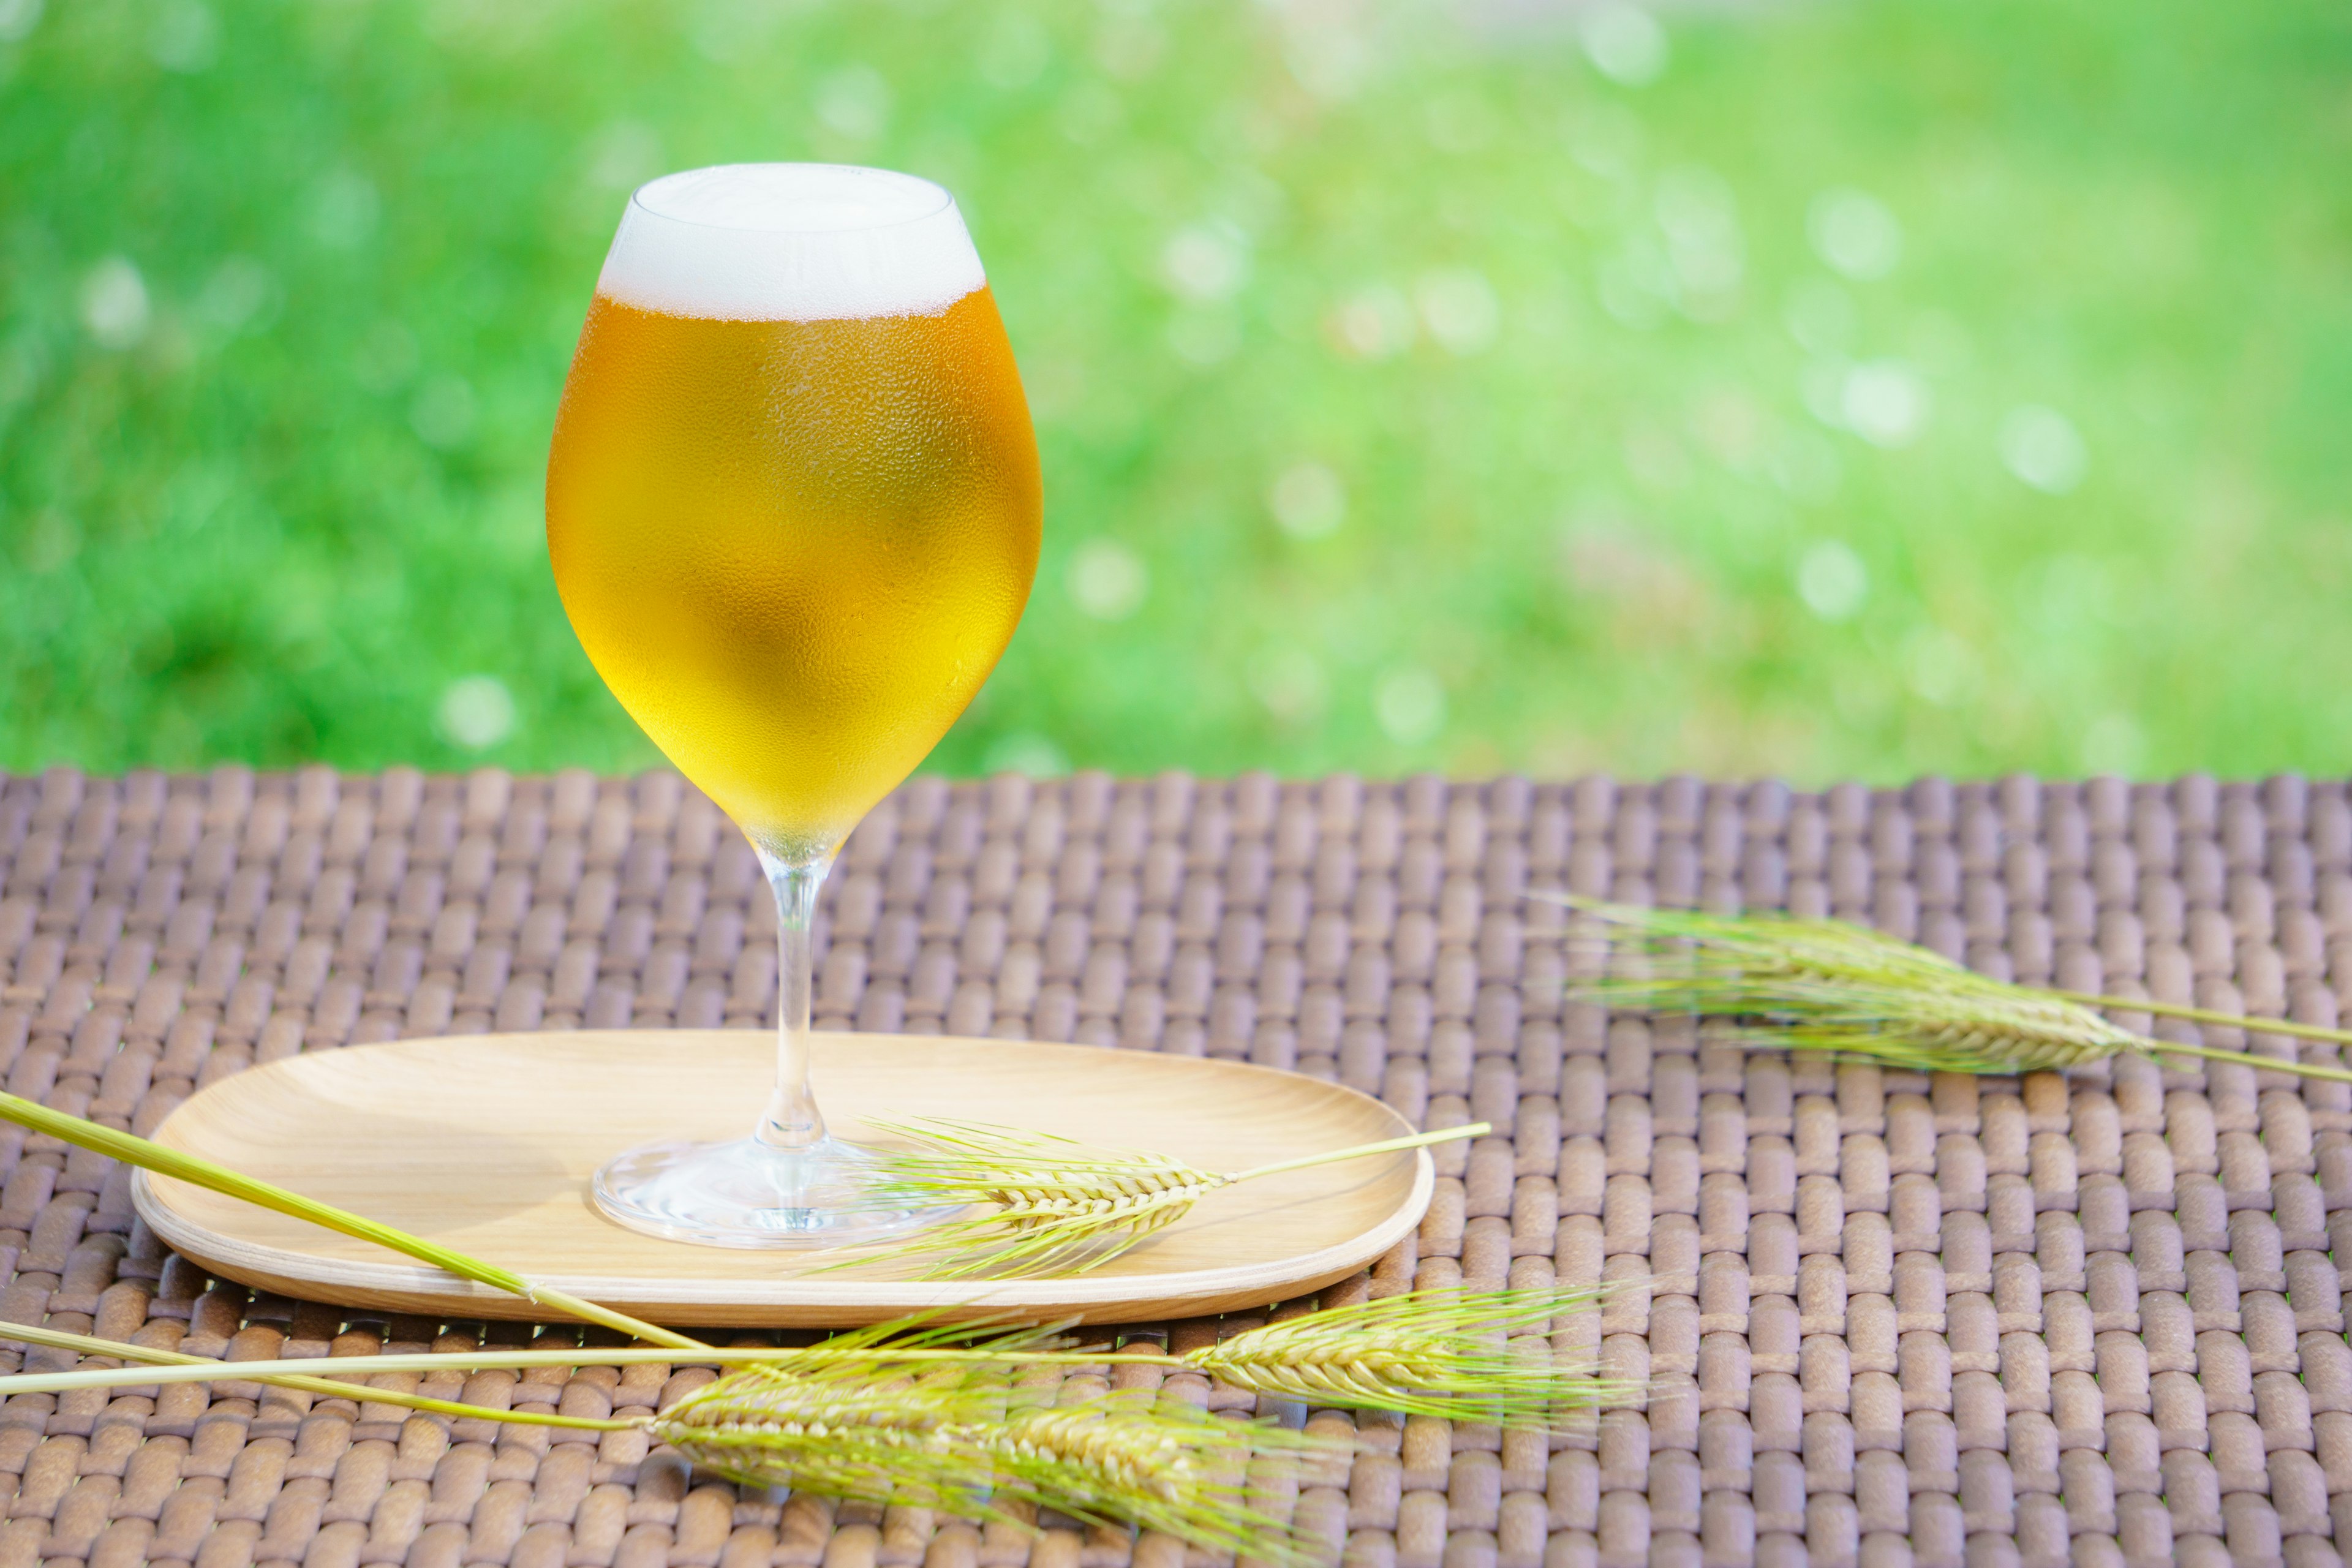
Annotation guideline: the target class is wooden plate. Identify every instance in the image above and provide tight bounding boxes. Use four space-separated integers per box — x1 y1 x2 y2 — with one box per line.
133 1030 1431 1325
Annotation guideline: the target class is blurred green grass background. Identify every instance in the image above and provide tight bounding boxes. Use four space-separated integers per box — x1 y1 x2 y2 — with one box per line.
5 0 2350 786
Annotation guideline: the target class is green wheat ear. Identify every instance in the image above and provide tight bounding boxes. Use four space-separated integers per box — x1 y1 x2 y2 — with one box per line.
840 1117 1488 1279
658 1371 1341 1565
1184 1286 1643 1428
0 1085 1600 1562
0 1285 1635 1432
1550 894 2352 1082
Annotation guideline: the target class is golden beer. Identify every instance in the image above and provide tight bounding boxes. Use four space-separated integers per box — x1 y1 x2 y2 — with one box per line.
548 290 1039 859
553 164 1038 1245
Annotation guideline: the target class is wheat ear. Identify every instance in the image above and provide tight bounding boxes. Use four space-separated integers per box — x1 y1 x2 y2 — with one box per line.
0 1288 1635 1431
0 1319 1330 1560
662 1370 1340 1564
1184 1286 1641 1428
850 1117 1488 1278
1554 895 2352 1082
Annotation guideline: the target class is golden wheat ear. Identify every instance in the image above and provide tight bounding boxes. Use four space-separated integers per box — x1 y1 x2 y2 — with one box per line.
1547 894 2352 1083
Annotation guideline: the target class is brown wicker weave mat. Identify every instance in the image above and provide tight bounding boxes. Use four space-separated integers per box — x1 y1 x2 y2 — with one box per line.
0 767 2347 1568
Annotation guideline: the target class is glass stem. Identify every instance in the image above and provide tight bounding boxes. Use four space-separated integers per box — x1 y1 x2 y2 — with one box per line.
756 851 832 1151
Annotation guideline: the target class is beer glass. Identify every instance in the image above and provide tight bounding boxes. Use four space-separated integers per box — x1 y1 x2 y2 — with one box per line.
546 164 1040 1245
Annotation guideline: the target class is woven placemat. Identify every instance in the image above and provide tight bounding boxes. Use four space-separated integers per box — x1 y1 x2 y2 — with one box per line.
0 766 2345 1568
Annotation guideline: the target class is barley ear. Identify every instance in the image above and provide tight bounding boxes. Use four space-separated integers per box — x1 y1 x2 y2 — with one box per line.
842 1117 1487 1280
1555 894 2352 1085
1186 1286 1640 1430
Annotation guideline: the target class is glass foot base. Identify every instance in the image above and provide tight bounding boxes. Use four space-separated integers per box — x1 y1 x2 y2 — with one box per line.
591 1134 942 1249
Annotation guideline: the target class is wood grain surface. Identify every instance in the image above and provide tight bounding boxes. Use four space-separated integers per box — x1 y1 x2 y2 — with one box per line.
132 1030 1432 1325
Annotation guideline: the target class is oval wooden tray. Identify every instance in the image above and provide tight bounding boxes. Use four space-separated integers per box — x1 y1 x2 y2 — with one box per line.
133 1030 1431 1326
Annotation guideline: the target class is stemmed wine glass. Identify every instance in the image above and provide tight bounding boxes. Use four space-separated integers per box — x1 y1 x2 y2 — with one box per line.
545 164 1040 1246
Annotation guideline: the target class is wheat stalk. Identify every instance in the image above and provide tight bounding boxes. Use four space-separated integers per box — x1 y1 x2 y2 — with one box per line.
0 1320 633 1430
1554 895 2352 1082
0 1088 700 1350
0 1319 1338 1562
0 1286 1632 1561
0 1287 1636 1428
0 1091 1560 1558
850 1117 1490 1278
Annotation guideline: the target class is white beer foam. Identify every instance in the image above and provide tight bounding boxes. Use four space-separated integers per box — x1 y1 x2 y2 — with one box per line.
597 164 986 322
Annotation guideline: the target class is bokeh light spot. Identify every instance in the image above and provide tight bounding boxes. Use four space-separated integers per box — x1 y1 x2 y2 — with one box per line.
1067 538 1148 621
1999 405 2089 494
78 257 150 350
437 676 517 751
1796 540 1868 622
1808 189 1903 281
1841 361 1930 447
1269 461 1347 538
1374 667 1447 745
1581 4 1667 86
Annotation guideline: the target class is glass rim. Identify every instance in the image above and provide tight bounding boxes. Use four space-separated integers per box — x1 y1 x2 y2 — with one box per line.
628 162 957 237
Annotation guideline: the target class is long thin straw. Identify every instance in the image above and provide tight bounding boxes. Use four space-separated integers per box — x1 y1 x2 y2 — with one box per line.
2128 1037 2352 1081
2056 989 2352 1054
0 1321 633 1430
0 1341 1170 1396
1230 1123 1491 1183
0 1090 707 1352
